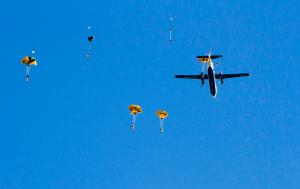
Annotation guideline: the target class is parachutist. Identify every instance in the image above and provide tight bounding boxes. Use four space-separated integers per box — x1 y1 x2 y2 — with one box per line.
169 16 173 42
85 27 94 59
131 124 135 130
21 56 37 81
86 52 92 58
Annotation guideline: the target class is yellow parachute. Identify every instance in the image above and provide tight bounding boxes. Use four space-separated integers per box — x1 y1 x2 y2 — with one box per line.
128 104 142 130
21 55 37 81
21 56 37 66
156 110 168 133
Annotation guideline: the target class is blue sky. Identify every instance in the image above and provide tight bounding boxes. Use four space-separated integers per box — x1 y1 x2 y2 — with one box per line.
0 0 299 188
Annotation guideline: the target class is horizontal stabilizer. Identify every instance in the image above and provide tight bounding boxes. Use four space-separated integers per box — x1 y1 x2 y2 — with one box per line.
197 55 223 59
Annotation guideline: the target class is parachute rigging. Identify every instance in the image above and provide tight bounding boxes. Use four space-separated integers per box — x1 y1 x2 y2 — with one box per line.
86 26 94 58
128 104 143 130
156 110 168 133
21 51 37 81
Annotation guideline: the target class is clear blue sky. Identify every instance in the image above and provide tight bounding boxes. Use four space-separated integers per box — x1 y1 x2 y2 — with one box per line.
0 0 299 188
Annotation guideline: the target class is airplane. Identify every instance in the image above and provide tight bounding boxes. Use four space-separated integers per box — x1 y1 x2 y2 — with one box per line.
175 51 250 97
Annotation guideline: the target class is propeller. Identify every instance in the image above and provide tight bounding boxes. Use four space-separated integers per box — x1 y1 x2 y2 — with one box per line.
200 72 205 86
219 71 224 85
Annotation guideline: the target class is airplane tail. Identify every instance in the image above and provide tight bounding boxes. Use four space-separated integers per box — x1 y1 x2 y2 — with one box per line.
196 55 222 59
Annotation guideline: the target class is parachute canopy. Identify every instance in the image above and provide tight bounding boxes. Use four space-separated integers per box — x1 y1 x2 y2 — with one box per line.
88 36 94 42
21 55 37 81
21 56 37 66
156 110 168 119
128 104 142 130
156 110 168 133
128 104 142 114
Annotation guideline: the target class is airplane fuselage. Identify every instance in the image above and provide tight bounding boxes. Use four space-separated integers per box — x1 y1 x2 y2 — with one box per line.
207 60 217 97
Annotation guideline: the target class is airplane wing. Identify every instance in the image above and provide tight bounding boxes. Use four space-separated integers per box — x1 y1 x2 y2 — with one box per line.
196 55 222 59
175 74 208 79
210 55 223 59
215 73 250 79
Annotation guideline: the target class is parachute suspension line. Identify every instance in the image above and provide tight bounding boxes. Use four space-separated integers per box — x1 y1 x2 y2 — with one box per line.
88 36 93 57
159 118 164 133
86 45 92 58
132 114 136 124
86 26 93 58
131 114 137 130
25 65 30 81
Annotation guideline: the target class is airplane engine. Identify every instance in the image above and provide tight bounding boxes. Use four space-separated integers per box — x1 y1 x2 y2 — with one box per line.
200 72 205 85
220 72 224 85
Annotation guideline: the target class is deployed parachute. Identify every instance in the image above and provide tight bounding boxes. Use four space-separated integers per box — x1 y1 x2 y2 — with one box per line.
21 52 37 81
169 16 173 42
86 26 94 58
88 35 94 42
156 110 168 133
128 104 143 130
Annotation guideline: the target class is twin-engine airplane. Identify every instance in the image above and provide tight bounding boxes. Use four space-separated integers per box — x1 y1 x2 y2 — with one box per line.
175 51 250 97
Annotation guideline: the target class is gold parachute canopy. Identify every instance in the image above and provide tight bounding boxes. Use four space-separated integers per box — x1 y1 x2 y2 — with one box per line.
128 104 142 130
156 110 168 119
21 56 37 66
156 110 168 133
21 55 37 81
128 104 143 115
